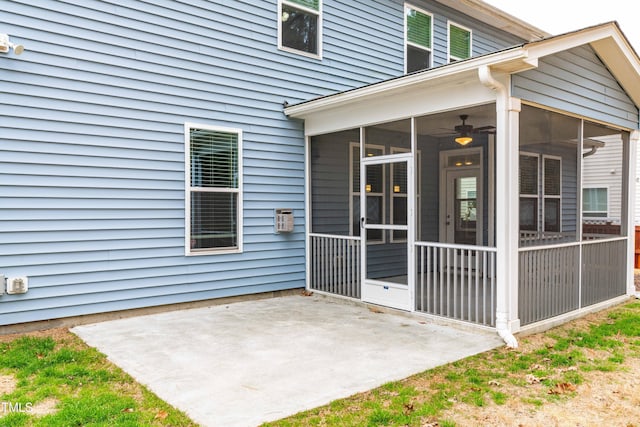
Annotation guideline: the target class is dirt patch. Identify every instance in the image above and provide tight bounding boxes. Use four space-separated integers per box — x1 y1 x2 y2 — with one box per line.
439 356 640 426
0 327 70 344
0 375 17 396
29 398 59 416
432 303 640 426
635 269 640 291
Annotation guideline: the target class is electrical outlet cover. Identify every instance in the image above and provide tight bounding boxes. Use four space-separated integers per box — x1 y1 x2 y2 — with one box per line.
7 277 28 294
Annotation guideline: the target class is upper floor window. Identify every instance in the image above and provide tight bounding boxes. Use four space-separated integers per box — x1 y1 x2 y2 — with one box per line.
186 124 243 255
405 5 432 73
279 0 321 58
448 22 472 62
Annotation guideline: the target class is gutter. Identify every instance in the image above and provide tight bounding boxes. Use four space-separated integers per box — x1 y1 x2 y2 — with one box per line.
284 47 529 118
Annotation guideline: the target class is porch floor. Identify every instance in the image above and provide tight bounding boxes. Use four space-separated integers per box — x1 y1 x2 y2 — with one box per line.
72 294 502 427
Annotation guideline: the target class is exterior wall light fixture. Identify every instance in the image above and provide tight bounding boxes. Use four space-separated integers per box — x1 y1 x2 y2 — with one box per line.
0 34 25 55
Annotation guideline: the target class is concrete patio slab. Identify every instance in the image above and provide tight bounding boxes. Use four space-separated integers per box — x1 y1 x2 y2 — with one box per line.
72 295 503 427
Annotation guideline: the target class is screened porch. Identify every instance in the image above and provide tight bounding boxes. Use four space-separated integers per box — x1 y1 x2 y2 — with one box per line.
309 104 499 326
306 103 632 329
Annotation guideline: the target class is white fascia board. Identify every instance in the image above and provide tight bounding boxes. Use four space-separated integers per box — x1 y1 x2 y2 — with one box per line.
301 71 497 136
525 23 624 59
285 47 528 119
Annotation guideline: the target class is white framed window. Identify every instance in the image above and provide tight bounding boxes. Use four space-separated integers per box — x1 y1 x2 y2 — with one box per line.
278 0 322 58
583 187 608 218
185 123 243 255
405 4 432 73
519 153 562 233
349 143 385 243
447 21 472 63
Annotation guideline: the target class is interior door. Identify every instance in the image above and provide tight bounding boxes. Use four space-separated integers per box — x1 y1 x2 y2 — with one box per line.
445 169 482 246
361 154 413 310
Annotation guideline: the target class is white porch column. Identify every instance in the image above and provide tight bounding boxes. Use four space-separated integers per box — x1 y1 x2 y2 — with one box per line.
495 96 522 342
626 130 639 296
480 66 520 346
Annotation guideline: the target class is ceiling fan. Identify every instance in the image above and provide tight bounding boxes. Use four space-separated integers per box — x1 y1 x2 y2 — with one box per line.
453 114 495 146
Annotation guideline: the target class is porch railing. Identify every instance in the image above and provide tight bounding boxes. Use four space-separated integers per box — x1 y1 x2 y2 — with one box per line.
415 242 497 327
309 233 361 299
518 237 628 326
519 231 574 247
518 242 580 326
581 238 627 307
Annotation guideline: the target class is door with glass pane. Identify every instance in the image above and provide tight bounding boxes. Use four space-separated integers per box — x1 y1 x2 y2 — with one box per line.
361 155 413 310
445 169 482 245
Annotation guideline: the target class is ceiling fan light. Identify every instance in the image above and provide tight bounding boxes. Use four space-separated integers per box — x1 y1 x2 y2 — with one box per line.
455 135 473 145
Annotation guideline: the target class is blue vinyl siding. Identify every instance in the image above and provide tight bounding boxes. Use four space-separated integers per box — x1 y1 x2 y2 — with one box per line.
512 45 639 130
0 0 531 325
408 0 523 66
0 0 406 325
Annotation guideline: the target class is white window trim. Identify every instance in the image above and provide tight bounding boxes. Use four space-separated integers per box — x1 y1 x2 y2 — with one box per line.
277 0 323 60
349 142 386 244
447 20 472 63
184 122 243 256
404 4 433 73
582 186 609 218
542 154 562 232
519 152 540 232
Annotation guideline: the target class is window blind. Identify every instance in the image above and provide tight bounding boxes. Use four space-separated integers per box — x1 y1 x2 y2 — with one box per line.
544 158 561 196
519 155 539 195
583 188 607 213
407 8 431 49
190 129 238 189
449 24 471 59
287 0 319 11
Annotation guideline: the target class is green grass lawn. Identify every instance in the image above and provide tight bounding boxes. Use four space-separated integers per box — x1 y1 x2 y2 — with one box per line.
263 300 640 427
2 301 639 427
0 330 196 426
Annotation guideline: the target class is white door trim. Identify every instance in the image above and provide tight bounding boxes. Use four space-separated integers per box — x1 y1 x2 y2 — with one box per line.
439 147 484 246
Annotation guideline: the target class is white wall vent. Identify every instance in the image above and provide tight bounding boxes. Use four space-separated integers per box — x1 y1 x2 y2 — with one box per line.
7 277 28 294
275 209 294 233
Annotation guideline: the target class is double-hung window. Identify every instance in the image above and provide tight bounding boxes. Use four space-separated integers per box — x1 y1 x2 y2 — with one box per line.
448 21 472 62
186 124 242 255
519 153 562 233
405 5 432 73
279 0 321 57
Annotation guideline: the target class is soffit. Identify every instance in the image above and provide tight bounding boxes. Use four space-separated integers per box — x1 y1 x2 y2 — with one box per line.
432 0 549 41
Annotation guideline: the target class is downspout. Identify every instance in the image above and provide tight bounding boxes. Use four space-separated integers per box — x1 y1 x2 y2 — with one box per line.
478 65 519 348
582 146 598 158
